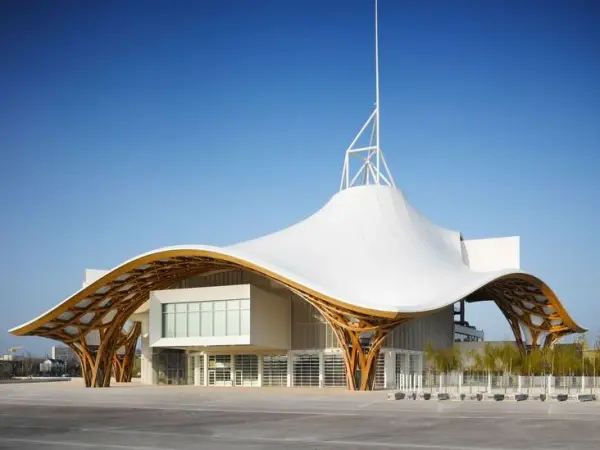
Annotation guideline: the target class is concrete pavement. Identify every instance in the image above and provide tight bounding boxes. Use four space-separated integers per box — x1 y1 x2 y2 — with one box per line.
1 382 599 449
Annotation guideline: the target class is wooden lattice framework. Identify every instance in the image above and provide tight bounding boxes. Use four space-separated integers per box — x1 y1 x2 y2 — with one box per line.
9 250 585 389
470 277 578 354
112 321 142 383
31 256 235 387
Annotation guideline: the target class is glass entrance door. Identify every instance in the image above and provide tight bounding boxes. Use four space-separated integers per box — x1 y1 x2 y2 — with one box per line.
233 355 259 387
234 370 243 386
208 355 231 386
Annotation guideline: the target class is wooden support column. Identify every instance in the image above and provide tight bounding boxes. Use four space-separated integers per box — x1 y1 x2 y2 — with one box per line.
65 302 143 387
113 322 142 383
289 288 402 391
67 329 120 387
326 316 400 390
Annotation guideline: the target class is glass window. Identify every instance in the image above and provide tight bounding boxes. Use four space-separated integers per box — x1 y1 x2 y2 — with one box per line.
201 311 213 337
200 302 213 312
188 311 200 337
240 309 250 335
214 301 226 311
227 299 240 310
164 312 175 338
161 298 250 338
226 309 240 336
175 310 187 338
214 310 226 336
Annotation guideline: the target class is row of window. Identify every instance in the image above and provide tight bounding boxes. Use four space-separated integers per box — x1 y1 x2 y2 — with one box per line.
162 299 250 338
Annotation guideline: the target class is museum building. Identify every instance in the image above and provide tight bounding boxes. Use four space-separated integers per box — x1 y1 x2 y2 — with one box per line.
8 0 585 390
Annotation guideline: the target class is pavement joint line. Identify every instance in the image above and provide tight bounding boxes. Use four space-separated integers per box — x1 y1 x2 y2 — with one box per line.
0 438 179 450
3 399 600 416
0 401 365 416
0 434 560 450
187 433 562 450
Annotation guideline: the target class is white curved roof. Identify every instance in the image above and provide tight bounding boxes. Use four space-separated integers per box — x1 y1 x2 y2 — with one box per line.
225 184 518 312
10 184 584 338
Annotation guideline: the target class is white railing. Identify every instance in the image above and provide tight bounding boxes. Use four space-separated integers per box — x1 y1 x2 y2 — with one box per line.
395 371 600 395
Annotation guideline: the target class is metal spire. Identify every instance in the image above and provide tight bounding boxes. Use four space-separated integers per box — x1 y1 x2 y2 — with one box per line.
340 0 395 191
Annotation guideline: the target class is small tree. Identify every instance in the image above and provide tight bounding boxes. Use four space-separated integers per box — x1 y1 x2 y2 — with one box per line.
424 344 462 392
468 348 485 393
496 342 519 393
482 343 498 392
424 342 438 392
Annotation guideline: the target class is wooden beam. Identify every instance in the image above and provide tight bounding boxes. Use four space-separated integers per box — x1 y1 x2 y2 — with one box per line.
289 287 403 391
113 322 142 383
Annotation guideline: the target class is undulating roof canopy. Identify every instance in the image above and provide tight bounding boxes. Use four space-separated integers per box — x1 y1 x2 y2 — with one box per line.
10 184 584 348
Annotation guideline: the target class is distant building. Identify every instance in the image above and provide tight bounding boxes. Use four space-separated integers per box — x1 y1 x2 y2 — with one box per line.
51 346 77 362
1 353 44 377
39 358 67 376
0 354 23 361
454 323 485 342
0 360 13 379
453 301 484 342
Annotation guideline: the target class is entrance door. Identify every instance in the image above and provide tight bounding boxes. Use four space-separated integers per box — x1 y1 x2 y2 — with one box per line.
233 355 259 387
208 355 231 386
208 370 216 386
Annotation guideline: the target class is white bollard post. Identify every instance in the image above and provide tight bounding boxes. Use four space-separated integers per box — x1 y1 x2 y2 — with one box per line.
581 375 585 394
518 375 522 393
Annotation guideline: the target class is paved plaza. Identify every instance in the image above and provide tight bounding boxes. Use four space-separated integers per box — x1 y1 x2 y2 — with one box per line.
1 381 599 450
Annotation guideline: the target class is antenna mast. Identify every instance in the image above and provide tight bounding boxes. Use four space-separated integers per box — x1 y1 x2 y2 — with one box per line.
340 0 395 191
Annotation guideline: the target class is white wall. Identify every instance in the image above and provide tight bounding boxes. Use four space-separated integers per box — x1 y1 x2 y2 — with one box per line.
147 284 291 350
149 284 252 348
83 269 109 288
462 236 520 272
250 285 291 350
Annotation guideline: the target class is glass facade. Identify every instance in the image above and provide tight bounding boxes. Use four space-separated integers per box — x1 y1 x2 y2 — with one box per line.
149 271 437 390
234 354 259 387
162 299 250 338
324 353 346 387
373 353 385 390
262 355 288 387
208 355 232 386
152 348 188 385
292 353 320 387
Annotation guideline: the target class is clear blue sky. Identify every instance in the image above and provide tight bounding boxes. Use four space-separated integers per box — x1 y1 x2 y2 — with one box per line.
1 0 598 355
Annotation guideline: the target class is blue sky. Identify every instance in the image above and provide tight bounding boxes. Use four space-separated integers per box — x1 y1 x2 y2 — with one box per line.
1 0 599 355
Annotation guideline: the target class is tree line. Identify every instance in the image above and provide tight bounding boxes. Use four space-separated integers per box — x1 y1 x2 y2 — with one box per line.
424 334 600 377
